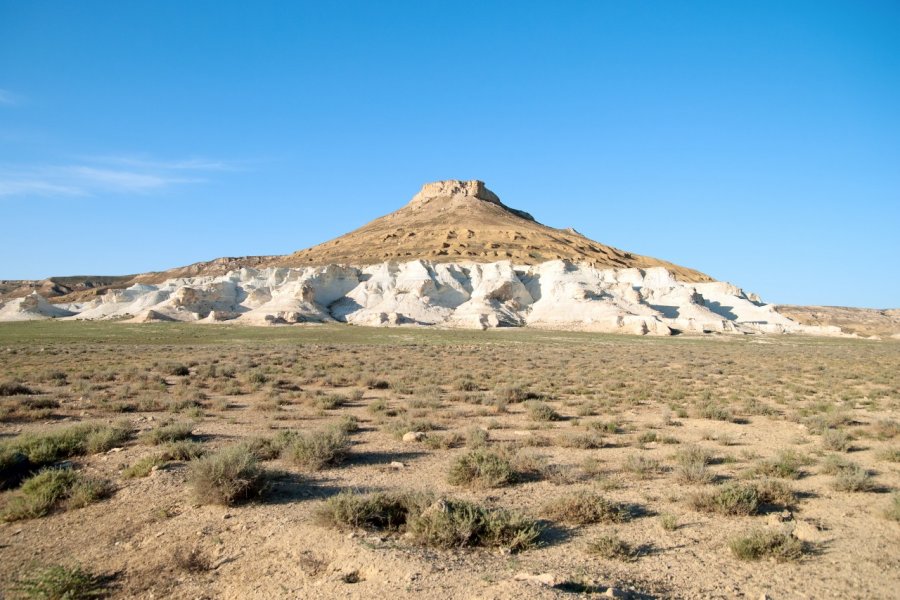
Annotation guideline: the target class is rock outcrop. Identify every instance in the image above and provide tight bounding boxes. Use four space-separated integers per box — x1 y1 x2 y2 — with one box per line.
25 260 841 336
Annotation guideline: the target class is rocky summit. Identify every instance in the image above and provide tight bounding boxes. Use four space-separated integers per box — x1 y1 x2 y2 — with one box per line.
0 180 845 336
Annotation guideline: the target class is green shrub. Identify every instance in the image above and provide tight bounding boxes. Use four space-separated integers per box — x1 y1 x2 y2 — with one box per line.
690 480 795 516
747 449 811 479
690 482 760 516
1 423 131 487
318 491 541 552
524 400 560 422
729 529 807 561
142 422 194 445
822 455 876 492
821 429 852 452
318 491 431 531
559 432 604 449
696 402 733 422
623 455 662 479
122 454 166 478
13 564 108 599
586 534 635 560
0 381 35 396
286 428 350 470
163 363 190 377
2 468 112 521
447 449 515 488
188 445 266 505
408 498 540 552
315 394 347 410
885 494 900 522
160 440 206 461
495 385 530 403
674 445 715 484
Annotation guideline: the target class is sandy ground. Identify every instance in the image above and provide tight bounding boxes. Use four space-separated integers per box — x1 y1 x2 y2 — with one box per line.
0 323 897 599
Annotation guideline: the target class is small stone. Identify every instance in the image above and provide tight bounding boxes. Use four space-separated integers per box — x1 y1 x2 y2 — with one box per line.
402 431 426 443
389 461 405 469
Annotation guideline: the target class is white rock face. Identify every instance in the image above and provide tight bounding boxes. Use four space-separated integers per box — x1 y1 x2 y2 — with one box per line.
7 260 843 336
0 292 75 321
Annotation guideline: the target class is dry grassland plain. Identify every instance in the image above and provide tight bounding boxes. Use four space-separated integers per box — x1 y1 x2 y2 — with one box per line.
0 322 898 599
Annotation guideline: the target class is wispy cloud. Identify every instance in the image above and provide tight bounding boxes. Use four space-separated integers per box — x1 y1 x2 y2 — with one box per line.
0 155 233 198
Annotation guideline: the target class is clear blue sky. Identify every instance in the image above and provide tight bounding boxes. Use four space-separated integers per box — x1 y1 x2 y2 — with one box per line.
1 1 898 307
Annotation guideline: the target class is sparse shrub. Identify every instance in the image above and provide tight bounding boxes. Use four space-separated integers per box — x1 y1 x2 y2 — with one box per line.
247 371 268 385
164 363 191 377
367 398 388 414
174 546 213 573
495 385 529 403
877 447 900 463
385 418 439 440
821 455 876 492
408 498 540 552
286 428 350 470
1 423 131 483
524 400 559 422
748 449 811 479
690 480 795 516
690 482 760 516
122 454 166 478
447 449 515 488
2 468 112 521
188 445 266 505
19 397 60 411
729 529 806 561
318 491 430 531
586 534 635 560
885 494 900 522
319 491 541 552
542 491 630 524
638 431 658 445
0 381 35 396
674 445 715 484
333 415 359 434
559 432 604 449
465 427 489 448
659 513 678 531
315 394 347 410
821 429 852 452
872 419 899 440
424 432 463 450
0 447 32 490
588 420 622 434
142 422 194 445
696 402 733 422
13 564 108 599
623 454 662 479
455 377 479 392
160 440 206 461
85 422 131 454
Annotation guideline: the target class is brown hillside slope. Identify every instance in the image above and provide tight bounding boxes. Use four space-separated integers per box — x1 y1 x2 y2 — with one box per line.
3 179 713 305
774 305 900 338
271 180 713 282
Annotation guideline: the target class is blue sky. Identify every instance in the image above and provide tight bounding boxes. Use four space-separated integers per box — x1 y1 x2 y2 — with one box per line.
1 1 898 307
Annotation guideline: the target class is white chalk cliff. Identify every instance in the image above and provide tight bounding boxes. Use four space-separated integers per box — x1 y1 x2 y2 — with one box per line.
0 260 839 336
0 180 844 336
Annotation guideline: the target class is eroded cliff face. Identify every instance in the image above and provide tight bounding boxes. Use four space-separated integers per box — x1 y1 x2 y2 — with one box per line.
1 259 840 336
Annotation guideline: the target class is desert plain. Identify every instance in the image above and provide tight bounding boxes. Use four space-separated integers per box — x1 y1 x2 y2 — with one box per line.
0 321 897 599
